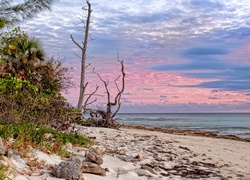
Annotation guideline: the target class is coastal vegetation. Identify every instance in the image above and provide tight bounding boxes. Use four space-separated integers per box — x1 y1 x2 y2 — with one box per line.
0 123 93 157
0 27 82 128
0 1 95 178
0 3 124 178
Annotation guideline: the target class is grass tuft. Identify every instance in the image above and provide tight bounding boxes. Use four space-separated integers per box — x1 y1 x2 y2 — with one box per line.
0 164 9 180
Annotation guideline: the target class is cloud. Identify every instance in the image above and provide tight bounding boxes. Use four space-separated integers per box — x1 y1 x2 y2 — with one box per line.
116 9 183 24
172 96 180 99
198 80 250 92
182 47 229 56
120 102 250 113
143 88 154 91
121 98 133 104
160 95 167 99
184 0 225 11
208 96 220 100
152 41 250 93
211 89 221 93
123 92 132 96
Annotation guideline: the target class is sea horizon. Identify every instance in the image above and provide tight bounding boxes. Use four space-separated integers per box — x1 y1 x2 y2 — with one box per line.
115 113 250 138
118 112 250 114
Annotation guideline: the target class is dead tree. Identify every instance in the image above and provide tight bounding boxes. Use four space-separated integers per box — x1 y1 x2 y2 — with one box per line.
86 60 125 127
70 0 92 110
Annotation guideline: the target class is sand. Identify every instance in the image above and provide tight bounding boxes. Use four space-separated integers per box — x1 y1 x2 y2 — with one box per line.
7 126 250 180
78 126 250 180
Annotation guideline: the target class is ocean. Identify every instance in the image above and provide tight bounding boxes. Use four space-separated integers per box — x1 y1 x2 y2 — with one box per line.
115 113 250 138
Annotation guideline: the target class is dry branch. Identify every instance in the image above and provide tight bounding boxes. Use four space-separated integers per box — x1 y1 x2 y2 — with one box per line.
88 60 125 127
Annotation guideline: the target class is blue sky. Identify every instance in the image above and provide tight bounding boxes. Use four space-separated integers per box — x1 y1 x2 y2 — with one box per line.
18 0 250 112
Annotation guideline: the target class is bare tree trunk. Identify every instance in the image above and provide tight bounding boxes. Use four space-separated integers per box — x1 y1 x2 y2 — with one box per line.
70 0 92 111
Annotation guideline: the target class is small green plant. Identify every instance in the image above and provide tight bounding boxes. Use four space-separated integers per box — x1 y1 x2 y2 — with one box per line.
0 123 94 157
0 164 9 180
27 157 47 170
106 148 124 155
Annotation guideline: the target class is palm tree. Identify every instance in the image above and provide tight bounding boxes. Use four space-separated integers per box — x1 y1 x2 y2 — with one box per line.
0 0 55 27
14 37 45 80
0 28 46 84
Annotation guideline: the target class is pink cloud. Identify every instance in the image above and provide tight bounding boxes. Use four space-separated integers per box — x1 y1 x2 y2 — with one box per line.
63 55 250 112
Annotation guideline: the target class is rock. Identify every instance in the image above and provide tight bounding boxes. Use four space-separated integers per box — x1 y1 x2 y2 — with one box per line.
89 147 104 156
118 155 134 162
95 156 103 165
116 134 122 138
0 137 7 155
81 162 106 176
153 153 163 161
85 149 104 165
141 164 158 175
94 147 104 156
51 158 84 180
135 169 154 177
134 154 144 161
5 149 13 159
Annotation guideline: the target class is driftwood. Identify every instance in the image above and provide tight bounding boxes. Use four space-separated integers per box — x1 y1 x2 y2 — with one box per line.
84 60 125 128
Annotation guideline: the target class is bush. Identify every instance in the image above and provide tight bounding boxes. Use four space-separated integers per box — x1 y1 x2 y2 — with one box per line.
0 27 84 129
0 75 82 128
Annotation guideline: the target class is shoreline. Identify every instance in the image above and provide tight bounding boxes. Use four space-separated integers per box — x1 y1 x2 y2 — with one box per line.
121 124 250 143
116 113 250 140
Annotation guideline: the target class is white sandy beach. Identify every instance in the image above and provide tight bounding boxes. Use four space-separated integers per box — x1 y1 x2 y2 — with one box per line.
8 126 250 180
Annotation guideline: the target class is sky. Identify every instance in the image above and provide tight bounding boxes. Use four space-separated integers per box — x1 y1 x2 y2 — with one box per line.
19 0 250 113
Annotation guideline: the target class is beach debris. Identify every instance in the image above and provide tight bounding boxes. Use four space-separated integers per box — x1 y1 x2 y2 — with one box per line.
179 146 191 151
141 164 158 175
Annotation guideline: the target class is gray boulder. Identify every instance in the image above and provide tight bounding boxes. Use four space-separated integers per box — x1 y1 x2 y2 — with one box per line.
51 157 84 180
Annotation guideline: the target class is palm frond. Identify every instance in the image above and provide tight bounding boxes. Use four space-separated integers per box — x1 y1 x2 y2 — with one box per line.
0 0 56 26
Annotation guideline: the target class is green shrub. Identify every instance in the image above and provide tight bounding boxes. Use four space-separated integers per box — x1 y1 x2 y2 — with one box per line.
0 76 82 128
0 27 80 129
